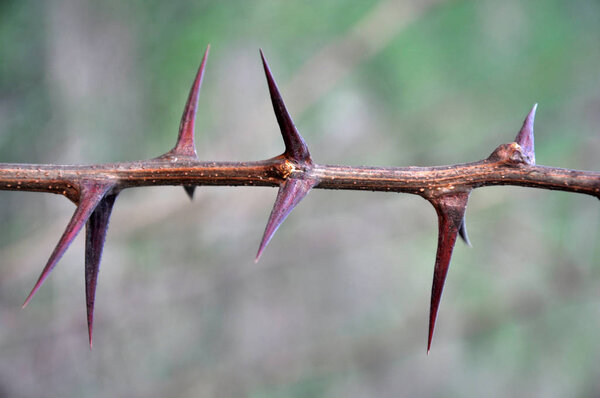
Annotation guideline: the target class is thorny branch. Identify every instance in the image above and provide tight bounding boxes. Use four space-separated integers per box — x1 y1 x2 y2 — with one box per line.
1 45 598 351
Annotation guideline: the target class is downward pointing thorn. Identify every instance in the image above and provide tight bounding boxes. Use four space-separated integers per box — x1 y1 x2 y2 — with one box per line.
22 182 113 308
255 178 317 262
85 193 117 349
427 191 470 352
184 185 196 200
458 216 471 247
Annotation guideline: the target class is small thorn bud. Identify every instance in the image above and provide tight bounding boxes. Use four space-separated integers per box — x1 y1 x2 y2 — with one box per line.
514 103 537 165
184 185 196 200
458 215 471 247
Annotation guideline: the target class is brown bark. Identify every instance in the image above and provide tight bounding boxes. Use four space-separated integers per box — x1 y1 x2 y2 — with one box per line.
0 145 598 202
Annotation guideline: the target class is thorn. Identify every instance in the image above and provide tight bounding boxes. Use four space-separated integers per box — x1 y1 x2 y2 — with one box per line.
255 177 317 262
184 185 196 200
22 182 113 309
260 49 312 164
458 215 471 247
169 44 210 158
85 194 117 349
514 103 537 165
427 191 470 352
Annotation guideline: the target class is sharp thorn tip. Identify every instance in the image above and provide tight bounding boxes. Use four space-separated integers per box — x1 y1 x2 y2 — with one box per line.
22 289 37 309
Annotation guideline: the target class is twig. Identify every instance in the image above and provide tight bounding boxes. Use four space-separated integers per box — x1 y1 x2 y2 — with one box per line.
1 46 598 351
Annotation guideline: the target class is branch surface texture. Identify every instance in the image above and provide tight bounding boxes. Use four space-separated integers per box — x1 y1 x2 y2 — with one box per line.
1 45 598 351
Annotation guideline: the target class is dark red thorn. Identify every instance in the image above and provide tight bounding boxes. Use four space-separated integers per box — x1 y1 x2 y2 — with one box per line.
184 185 196 200
427 191 470 353
260 50 312 164
255 177 317 262
169 44 210 158
22 182 113 309
514 103 537 165
85 193 117 349
458 215 471 247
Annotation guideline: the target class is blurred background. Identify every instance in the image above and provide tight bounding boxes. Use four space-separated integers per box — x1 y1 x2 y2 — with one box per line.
0 0 599 396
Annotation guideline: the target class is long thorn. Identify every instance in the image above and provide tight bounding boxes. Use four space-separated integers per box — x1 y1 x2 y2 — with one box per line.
22 182 113 308
255 177 317 262
170 44 210 158
427 191 470 353
85 194 117 349
260 49 312 163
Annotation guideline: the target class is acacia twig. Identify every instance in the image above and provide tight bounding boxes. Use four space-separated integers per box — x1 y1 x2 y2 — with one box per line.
1 45 598 350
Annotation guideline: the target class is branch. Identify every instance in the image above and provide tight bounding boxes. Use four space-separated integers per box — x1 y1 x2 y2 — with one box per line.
1 46 598 350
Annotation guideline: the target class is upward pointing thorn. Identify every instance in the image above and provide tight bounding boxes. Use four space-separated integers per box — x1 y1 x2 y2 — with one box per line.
514 103 537 165
260 49 312 163
170 45 210 158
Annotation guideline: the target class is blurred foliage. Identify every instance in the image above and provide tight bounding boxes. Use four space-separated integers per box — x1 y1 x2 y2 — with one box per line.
0 0 598 397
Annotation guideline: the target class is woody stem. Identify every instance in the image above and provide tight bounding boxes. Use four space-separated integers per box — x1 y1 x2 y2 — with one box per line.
0 153 598 201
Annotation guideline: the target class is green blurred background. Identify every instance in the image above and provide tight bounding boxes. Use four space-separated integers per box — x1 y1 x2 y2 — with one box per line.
0 0 599 396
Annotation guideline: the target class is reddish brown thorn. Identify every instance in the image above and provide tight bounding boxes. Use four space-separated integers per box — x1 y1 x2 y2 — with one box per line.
427 191 470 353
255 177 317 262
169 44 210 158
260 49 312 164
22 182 114 308
85 193 117 349
184 185 196 200
514 103 537 165
458 215 471 247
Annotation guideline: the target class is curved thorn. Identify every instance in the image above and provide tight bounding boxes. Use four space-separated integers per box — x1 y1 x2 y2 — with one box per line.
85 193 117 349
260 49 312 163
458 215 471 247
22 182 113 308
514 103 537 165
170 44 210 158
183 185 196 200
427 191 470 353
255 177 317 262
